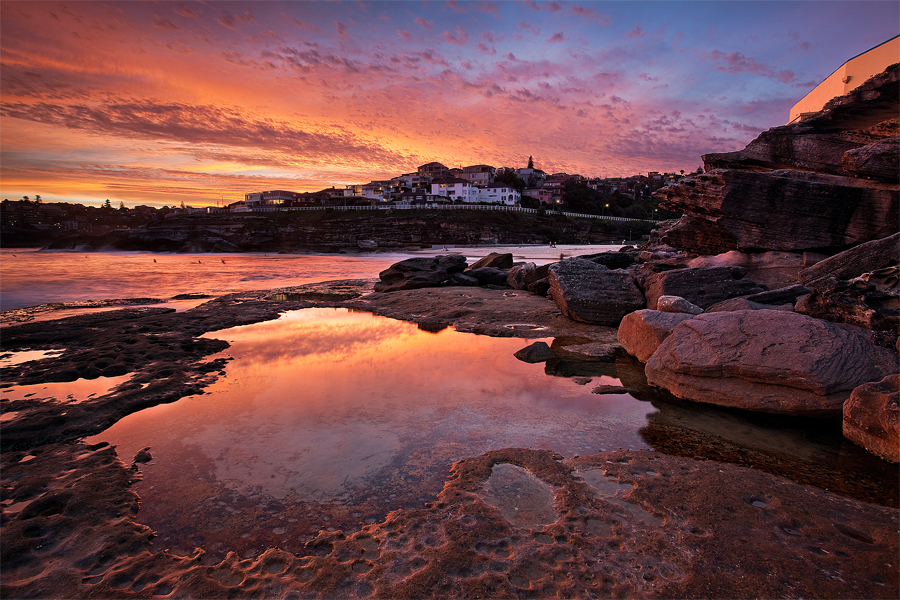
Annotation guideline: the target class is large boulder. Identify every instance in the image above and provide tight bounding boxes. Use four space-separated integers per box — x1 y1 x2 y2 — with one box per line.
617 309 696 363
842 137 900 181
466 252 513 271
640 266 767 310
547 259 645 325
374 255 468 292
843 374 900 463
644 310 896 417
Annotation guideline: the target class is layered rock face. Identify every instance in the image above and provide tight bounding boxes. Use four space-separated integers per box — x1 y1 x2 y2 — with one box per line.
644 310 896 416
654 66 899 255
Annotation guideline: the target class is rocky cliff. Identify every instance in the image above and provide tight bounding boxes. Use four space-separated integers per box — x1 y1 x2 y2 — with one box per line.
653 65 899 254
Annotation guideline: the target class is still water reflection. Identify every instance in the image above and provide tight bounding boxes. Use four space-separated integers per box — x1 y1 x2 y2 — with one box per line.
87 308 655 561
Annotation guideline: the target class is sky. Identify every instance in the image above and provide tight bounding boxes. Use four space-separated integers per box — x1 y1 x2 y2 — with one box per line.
1 1 897 208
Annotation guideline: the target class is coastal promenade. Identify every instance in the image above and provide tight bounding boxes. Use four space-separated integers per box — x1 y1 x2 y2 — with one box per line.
196 203 660 223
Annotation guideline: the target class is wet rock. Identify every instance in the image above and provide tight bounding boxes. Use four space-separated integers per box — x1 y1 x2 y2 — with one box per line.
799 232 900 287
656 295 703 314
617 309 696 363
466 252 513 271
374 255 468 292
795 276 899 331
357 239 378 250
547 259 645 325
464 267 509 287
551 341 627 362
524 263 552 296
843 374 900 463
641 266 767 311
514 341 555 363
645 310 897 416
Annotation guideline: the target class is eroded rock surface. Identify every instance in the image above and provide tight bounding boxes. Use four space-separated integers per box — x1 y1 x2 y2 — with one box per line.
645 310 896 416
2 445 896 600
844 374 900 463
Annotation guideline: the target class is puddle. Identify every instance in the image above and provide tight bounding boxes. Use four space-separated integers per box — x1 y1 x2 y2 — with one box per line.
579 469 664 526
85 308 655 561
477 463 558 527
0 374 135 404
0 349 66 367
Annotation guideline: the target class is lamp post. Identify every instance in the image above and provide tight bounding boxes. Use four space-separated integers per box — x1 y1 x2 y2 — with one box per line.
602 203 609 217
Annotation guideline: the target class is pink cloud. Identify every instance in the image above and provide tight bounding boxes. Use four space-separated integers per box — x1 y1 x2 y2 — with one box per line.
476 43 496 55
172 4 201 19
569 5 611 25
153 18 181 31
443 26 469 46
291 18 322 32
627 24 646 38
707 50 796 83
547 32 566 43
334 21 350 39
517 22 540 36
397 29 411 41
415 17 433 29
216 11 256 30
524 1 565 12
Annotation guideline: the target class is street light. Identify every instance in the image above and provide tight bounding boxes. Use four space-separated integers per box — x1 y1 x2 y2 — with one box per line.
602 203 609 217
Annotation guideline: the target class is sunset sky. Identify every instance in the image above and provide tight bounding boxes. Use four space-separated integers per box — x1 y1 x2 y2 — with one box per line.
1 1 897 208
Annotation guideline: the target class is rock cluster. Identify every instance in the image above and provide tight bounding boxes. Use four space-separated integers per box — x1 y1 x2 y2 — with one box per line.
371 66 900 462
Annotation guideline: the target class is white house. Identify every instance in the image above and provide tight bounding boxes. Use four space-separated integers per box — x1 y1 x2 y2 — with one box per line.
430 177 478 202
478 183 520 205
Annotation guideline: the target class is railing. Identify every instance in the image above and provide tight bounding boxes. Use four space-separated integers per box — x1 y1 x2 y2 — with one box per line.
201 204 658 223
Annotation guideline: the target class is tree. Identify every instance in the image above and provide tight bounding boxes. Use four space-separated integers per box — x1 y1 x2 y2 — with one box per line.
527 155 534 169
494 170 526 193
22 195 29 202
34 194 42 204
119 201 126 210
104 198 112 209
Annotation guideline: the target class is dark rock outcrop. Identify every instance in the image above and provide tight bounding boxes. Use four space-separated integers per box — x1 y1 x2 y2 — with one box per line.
640 266 767 310
374 255 468 292
842 137 900 181
513 341 556 363
547 259 645 325
644 310 896 416
705 297 793 313
843 374 900 463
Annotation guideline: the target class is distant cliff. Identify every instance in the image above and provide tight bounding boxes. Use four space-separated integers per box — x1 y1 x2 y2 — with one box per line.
46 210 653 253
